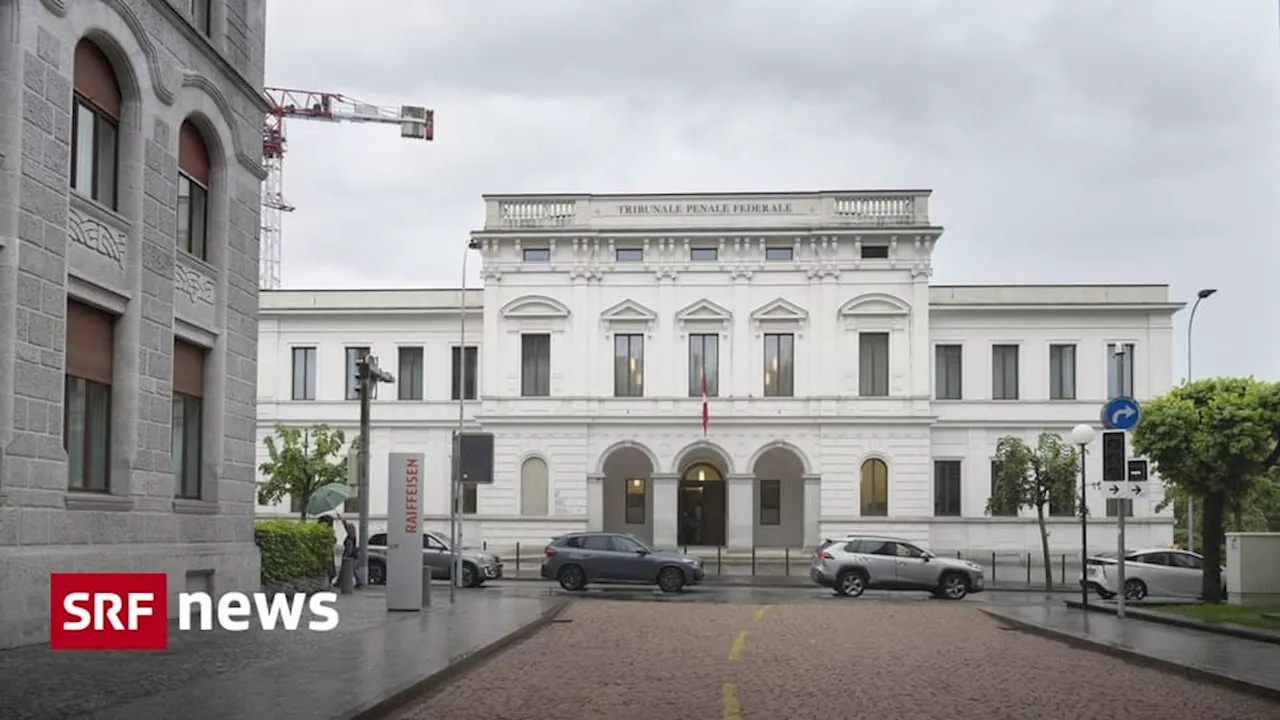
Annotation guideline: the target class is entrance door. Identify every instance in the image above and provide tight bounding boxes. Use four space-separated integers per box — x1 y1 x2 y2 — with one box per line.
678 463 726 546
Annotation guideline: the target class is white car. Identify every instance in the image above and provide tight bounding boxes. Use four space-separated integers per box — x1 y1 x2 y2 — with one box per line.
1080 547 1225 601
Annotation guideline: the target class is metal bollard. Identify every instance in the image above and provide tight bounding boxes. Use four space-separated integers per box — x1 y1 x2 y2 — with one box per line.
1061 554 1067 584
751 546 757 575
339 557 355 594
785 547 790 576
422 565 432 607
991 552 996 588
516 542 522 574
1026 553 1032 584
717 546 722 575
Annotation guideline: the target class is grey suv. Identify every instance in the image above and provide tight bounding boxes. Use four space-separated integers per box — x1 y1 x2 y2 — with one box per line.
541 532 705 593
366 530 503 588
810 535 985 600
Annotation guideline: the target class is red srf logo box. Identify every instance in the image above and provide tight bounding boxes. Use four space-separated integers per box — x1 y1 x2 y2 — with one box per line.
49 573 168 650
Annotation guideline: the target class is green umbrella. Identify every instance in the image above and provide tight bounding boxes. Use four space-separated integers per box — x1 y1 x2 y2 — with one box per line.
307 482 356 517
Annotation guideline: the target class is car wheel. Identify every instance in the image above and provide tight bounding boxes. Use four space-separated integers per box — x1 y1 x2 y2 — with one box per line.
938 572 969 600
835 569 866 598
1124 578 1147 601
657 566 685 593
462 563 480 588
558 564 587 592
367 561 386 586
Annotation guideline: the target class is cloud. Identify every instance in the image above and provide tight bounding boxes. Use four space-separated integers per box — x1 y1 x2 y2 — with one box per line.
263 0 1280 379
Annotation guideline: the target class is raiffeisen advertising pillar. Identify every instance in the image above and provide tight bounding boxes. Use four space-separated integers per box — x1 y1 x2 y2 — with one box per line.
387 453 425 610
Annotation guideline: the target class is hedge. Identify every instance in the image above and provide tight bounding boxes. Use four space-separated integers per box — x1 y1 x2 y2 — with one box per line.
255 520 334 584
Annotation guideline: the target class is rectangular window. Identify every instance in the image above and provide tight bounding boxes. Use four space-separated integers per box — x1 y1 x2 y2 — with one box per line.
522 248 550 262
859 332 890 397
521 333 551 397
191 0 211 34
625 478 646 524
65 301 115 491
990 460 1017 516
1106 498 1133 518
462 482 477 515
1107 343 1135 398
291 347 316 400
616 248 644 262
451 346 479 400
345 346 369 401
1049 344 1077 400
613 334 644 397
935 344 962 400
992 344 1019 400
763 333 795 397
934 461 961 516
397 347 424 400
765 247 793 261
70 98 119 210
860 244 889 259
690 247 718 261
177 174 208 260
172 340 205 499
760 479 782 525
688 334 720 398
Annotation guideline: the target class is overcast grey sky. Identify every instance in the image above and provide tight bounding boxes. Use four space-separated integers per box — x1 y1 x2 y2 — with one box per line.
263 0 1279 381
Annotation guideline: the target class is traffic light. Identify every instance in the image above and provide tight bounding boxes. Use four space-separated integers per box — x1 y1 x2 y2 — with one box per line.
1102 431 1126 483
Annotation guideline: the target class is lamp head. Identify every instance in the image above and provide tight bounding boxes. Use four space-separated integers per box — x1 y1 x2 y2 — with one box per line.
1070 424 1095 446
1197 288 1217 299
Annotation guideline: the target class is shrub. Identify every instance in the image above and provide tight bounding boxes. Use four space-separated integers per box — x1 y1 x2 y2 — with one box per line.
255 520 334 584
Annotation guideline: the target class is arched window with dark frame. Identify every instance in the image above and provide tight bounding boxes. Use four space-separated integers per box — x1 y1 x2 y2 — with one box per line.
71 39 121 210
178 120 211 260
860 458 888 516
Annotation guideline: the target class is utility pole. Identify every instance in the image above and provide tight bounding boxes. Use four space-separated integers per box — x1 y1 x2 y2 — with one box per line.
356 355 395 586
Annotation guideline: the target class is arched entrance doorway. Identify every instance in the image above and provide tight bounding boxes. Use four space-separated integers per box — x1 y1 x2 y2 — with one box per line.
678 462 726 546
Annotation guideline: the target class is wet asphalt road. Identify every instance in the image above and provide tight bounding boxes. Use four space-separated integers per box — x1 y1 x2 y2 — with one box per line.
471 577 1070 607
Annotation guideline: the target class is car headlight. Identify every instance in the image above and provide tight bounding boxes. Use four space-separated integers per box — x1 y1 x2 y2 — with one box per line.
966 562 984 572
683 557 700 565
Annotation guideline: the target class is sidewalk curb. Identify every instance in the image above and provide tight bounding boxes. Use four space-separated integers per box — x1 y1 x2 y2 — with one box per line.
343 600 570 720
497 574 1075 593
1064 600 1280 646
980 608 1280 703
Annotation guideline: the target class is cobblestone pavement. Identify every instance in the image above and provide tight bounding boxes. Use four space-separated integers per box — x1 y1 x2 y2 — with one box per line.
392 601 1280 720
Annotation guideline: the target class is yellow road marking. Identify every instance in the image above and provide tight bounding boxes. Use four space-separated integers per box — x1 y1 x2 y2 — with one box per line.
722 683 741 720
727 630 747 661
753 605 769 622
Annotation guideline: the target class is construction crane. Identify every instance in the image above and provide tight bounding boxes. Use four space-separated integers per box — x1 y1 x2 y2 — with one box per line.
260 88 434 289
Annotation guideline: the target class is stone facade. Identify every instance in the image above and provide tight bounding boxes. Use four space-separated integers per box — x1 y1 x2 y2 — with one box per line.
0 0 267 649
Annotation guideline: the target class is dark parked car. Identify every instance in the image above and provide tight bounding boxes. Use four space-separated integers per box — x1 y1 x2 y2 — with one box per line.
541 532 705 593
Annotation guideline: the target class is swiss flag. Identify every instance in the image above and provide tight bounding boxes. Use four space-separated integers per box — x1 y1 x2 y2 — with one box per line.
701 365 709 436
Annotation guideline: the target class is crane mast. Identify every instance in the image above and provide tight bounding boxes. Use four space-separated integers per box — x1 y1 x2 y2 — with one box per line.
260 88 433 289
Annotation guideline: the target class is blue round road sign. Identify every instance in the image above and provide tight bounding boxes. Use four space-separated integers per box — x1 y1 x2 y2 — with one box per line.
1101 396 1141 431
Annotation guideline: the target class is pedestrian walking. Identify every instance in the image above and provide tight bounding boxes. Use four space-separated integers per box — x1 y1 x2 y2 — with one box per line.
342 520 365 587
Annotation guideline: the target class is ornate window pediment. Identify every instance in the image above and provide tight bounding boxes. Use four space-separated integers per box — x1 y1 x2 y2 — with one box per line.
838 293 911 317
500 294 571 320
601 298 657 335
751 297 808 337
676 298 732 334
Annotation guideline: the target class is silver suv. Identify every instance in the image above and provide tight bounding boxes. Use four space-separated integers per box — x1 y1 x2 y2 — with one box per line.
810 535 985 600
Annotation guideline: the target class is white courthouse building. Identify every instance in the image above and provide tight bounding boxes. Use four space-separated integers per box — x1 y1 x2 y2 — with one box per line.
256 190 1180 555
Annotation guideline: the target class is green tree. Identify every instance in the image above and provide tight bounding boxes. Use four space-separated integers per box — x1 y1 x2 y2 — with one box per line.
1132 377 1280 602
258 424 354 520
987 433 1080 590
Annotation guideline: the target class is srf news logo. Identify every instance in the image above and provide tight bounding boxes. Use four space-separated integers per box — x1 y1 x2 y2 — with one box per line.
50 573 339 650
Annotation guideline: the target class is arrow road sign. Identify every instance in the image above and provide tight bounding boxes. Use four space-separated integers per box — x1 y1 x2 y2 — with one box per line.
1130 484 1145 498
1101 396 1142 431
1104 482 1132 498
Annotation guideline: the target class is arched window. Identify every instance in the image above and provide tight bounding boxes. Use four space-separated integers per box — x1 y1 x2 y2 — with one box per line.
860 458 888 516
178 120 211 260
71 40 121 209
520 456 548 516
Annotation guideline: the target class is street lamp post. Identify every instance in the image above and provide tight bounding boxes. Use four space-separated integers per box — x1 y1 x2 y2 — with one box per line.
1071 424 1096 609
451 238 481 605
1185 288 1217 554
